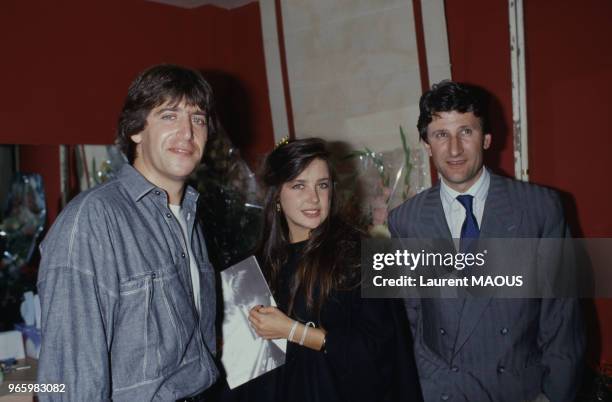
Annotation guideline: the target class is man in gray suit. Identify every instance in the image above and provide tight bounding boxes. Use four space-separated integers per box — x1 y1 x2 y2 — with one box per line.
388 81 584 402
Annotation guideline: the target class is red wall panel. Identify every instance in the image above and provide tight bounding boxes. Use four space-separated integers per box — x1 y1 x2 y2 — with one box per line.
229 4 275 167
2 1 273 221
444 0 514 178
1 1 221 145
209 3 275 168
524 0 612 366
524 0 612 236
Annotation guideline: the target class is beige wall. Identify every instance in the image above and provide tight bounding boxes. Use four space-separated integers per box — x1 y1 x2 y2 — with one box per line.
259 0 455 192
282 0 422 153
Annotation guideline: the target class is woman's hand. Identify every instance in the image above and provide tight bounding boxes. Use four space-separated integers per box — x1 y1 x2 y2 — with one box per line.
248 305 294 340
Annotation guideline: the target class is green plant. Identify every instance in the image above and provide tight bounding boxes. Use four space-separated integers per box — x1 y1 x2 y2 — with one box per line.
399 125 413 199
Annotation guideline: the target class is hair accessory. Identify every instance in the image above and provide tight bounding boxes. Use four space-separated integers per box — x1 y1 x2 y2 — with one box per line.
299 321 316 346
276 202 281 212
275 136 290 149
288 320 299 342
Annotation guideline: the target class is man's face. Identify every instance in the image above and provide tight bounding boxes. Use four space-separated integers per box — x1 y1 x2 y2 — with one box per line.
131 99 207 192
424 111 491 193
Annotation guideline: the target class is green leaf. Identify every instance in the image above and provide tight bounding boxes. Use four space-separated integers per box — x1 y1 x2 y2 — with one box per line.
400 125 413 187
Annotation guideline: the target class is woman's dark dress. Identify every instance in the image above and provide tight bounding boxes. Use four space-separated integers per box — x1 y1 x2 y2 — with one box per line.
216 241 422 402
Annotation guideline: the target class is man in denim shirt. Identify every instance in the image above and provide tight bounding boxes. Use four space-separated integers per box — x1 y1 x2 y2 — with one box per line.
37 65 219 401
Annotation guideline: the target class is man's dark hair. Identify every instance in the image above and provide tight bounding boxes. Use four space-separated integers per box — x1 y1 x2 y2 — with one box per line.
116 64 217 163
417 80 490 143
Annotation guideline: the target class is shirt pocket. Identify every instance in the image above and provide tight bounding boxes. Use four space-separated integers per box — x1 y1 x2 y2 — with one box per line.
111 264 198 390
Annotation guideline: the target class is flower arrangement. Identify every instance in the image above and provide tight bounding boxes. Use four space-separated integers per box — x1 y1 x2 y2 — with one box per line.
337 126 427 237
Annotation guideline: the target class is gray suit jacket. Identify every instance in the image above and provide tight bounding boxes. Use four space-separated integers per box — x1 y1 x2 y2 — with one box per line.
388 172 585 402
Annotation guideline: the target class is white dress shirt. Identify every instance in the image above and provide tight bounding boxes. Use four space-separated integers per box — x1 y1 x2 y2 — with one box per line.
439 167 490 239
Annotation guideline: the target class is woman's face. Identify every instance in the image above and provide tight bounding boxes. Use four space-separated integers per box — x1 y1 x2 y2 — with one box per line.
279 158 331 243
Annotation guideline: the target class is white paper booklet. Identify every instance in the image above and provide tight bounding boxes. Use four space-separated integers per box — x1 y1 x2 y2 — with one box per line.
220 256 286 389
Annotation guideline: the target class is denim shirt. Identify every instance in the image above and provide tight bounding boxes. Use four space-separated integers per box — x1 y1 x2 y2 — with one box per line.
37 164 219 401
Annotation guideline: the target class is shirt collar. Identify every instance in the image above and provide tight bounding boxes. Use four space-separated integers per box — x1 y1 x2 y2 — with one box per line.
118 164 200 207
440 166 490 204
183 185 200 209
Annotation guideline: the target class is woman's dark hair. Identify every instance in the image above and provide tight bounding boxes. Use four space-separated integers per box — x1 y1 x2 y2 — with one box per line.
259 138 361 319
116 64 217 163
417 80 490 143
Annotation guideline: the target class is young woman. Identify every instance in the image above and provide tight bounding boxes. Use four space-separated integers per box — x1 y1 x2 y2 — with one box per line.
234 138 421 402
241 138 422 402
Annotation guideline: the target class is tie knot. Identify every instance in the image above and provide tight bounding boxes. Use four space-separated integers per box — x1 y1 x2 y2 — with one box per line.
456 194 474 213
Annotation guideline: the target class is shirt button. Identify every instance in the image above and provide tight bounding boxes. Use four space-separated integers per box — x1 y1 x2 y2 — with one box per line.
154 190 161 195
151 273 156 279
181 252 186 258
441 394 449 401
440 328 446 335
497 366 505 374
166 212 172 218
500 327 509 335
451 366 459 372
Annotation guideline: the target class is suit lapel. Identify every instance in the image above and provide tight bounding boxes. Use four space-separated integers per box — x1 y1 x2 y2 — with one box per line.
416 187 463 315
480 173 522 237
453 298 492 356
418 184 453 240
453 173 522 356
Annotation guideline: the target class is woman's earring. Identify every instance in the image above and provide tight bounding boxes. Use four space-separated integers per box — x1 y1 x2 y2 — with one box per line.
276 202 281 212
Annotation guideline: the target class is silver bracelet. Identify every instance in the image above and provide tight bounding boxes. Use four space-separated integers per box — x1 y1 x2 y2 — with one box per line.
288 320 299 342
299 321 315 346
